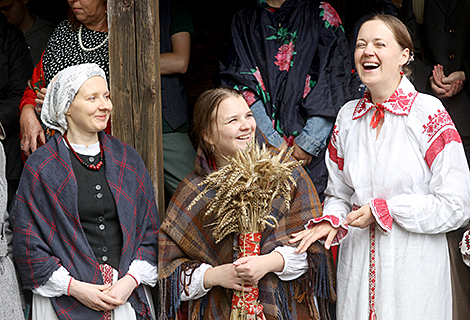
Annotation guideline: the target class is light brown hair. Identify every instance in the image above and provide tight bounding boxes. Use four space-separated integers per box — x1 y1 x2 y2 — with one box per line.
192 87 243 156
361 14 414 76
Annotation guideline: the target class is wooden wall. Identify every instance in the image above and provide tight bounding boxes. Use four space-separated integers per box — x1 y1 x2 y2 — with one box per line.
108 0 165 217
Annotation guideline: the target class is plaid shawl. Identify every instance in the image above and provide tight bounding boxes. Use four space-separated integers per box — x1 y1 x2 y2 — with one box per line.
13 132 159 320
158 143 336 320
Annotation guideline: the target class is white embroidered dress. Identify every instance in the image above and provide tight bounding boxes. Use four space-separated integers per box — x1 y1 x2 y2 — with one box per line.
309 77 470 320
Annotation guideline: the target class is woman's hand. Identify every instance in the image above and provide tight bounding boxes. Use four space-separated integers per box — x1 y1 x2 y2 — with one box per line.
34 88 47 112
292 142 313 166
203 263 247 291
102 275 137 305
68 278 124 312
233 252 284 284
20 104 46 157
290 220 338 252
345 204 375 228
431 65 465 99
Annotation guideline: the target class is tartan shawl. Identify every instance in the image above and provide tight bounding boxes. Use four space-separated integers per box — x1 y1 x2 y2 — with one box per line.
13 132 160 320
158 143 336 320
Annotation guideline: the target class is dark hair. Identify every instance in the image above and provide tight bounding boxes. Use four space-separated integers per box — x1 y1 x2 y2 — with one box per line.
361 14 414 76
192 87 243 156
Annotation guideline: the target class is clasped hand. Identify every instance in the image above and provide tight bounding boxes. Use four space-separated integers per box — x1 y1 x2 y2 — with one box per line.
68 274 137 312
430 64 465 99
204 252 284 291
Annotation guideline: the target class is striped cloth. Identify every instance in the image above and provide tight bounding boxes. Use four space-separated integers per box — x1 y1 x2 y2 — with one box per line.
158 142 336 320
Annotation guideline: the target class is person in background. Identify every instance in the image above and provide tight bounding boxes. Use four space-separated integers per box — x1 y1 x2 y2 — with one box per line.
0 0 55 65
400 1 470 318
219 0 359 200
291 14 470 319
158 87 335 320
159 0 197 211
19 0 109 158
0 11 32 206
0 141 24 320
13 63 159 320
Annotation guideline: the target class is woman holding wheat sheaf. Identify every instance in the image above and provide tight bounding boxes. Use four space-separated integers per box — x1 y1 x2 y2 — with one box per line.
158 87 336 320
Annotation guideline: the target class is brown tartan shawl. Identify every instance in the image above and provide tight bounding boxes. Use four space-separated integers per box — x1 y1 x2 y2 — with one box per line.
158 144 336 320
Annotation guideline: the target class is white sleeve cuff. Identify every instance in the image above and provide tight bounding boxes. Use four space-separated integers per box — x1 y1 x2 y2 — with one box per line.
127 259 158 287
273 246 308 281
180 263 212 301
32 266 71 297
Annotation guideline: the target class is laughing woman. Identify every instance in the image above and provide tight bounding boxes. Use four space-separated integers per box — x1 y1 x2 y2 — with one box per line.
158 87 336 320
13 63 159 320
291 15 470 320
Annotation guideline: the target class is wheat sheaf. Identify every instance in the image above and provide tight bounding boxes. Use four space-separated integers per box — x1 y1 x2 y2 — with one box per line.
188 143 302 244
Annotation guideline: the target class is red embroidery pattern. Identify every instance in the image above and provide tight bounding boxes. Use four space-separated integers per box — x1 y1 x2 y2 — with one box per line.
353 88 417 120
306 214 349 245
231 233 264 318
303 74 312 98
274 42 295 72
319 2 342 28
99 264 113 320
369 225 377 320
328 126 343 170
422 109 455 142
371 198 392 233
425 128 462 168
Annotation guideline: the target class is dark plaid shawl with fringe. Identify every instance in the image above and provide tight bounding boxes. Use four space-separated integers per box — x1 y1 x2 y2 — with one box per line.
158 143 336 320
13 132 159 320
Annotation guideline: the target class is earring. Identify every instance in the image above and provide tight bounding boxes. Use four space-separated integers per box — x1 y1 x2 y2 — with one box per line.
400 70 404 75
211 144 215 152
351 69 356 74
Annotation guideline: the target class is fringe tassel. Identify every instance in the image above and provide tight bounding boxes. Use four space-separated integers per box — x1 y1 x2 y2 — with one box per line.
307 243 337 320
158 265 183 320
274 281 293 320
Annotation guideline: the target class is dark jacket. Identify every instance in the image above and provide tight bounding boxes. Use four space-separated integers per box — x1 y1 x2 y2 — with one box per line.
0 12 33 183
401 0 470 136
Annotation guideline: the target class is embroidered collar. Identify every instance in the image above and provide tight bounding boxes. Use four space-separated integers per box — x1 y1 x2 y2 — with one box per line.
352 77 418 120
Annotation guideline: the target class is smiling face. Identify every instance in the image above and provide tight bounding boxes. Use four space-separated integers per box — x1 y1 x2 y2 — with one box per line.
205 96 257 167
355 20 409 102
67 0 106 26
66 76 112 141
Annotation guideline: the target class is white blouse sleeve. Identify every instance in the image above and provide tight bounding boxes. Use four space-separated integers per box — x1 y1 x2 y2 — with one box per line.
127 259 158 287
307 123 351 245
379 107 470 234
180 263 212 301
273 246 307 281
32 266 71 297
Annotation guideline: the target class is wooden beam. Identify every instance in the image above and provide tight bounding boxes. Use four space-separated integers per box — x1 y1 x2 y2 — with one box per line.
108 0 165 218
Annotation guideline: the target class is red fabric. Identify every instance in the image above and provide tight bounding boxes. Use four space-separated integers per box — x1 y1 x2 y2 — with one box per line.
231 233 264 319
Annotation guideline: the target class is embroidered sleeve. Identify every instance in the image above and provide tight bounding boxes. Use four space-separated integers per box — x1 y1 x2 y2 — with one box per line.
422 109 462 169
387 103 470 234
460 229 470 267
304 215 348 245
327 125 344 171
369 198 393 234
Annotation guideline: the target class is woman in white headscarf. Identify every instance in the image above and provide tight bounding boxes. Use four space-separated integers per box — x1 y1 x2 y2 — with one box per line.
13 63 159 320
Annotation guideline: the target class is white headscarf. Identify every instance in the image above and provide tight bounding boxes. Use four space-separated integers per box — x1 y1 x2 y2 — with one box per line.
41 63 107 135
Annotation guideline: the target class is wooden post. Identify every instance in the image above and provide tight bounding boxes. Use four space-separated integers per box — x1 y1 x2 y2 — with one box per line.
108 0 165 218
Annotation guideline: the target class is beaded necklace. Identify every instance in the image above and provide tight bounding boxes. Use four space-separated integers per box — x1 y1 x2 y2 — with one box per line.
63 134 104 171
78 24 108 52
